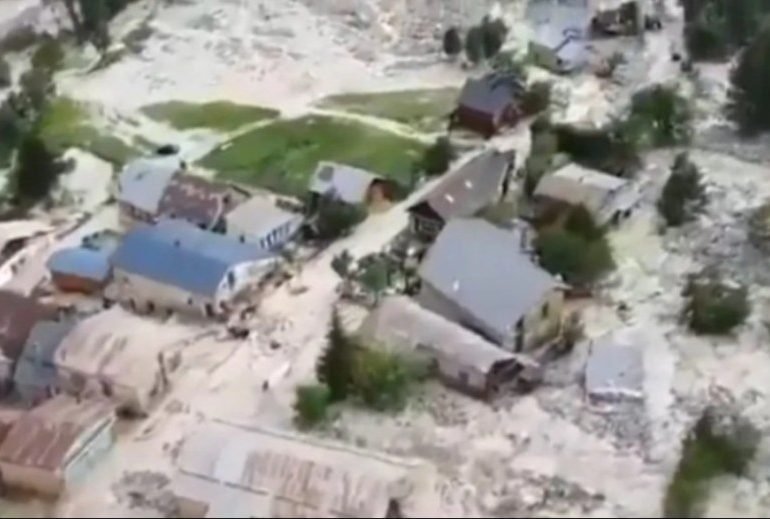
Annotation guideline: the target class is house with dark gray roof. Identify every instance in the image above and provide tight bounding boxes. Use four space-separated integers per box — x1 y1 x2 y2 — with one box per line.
417 218 563 352
157 174 248 231
111 220 277 317
453 73 525 137
116 154 185 225
13 319 74 404
408 150 515 241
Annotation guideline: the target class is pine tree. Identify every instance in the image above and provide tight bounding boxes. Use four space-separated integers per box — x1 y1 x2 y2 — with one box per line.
316 309 358 402
727 24 770 134
658 153 705 227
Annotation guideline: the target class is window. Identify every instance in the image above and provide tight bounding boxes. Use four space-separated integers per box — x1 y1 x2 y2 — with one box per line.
541 302 549 318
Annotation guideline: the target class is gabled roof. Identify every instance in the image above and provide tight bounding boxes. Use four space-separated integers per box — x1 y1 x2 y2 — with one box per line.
111 220 272 297
409 150 513 222
418 219 557 340
157 174 244 229
47 247 112 282
534 163 628 216
14 320 75 396
0 291 56 362
458 73 524 116
0 395 114 471
117 155 184 215
308 162 382 205
225 196 303 239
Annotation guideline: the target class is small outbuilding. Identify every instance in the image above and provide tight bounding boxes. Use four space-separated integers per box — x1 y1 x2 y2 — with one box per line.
529 25 588 74
225 196 303 251
308 162 393 208
533 163 640 226
47 247 112 294
0 395 115 496
584 329 645 406
359 296 538 399
453 73 525 137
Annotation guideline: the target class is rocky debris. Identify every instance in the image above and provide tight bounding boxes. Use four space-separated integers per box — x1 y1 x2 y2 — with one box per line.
111 471 178 518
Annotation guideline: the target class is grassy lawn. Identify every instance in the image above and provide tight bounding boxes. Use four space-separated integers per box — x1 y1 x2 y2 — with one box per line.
317 87 459 132
39 98 139 165
141 101 279 131
200 115 427 197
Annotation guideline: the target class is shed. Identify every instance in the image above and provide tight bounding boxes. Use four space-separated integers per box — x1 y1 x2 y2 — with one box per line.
225 196 304 250
0 395 115 495
111 220 276 316
47 248 112 294
156 174 246 230
309 162 390 206
172 421 435 518
13 319 75 404
533 163 639 225
359 296 536 398
454 73 524 136
584 329 644 404
408 150 514 240
529 25 588 73
418 218 562 351
117 155 184 223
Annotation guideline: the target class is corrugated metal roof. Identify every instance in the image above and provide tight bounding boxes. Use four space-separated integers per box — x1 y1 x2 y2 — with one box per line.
418 219 557 342
535 163 627 216
14 320 75 400
308 162 381 205
225 197 303 240
0 395 114 471
410 150 513 221
458 74 524 117
47 248 112 282
117 155 183 215
111 220 273 297
157 174 244 229
0 291 56 362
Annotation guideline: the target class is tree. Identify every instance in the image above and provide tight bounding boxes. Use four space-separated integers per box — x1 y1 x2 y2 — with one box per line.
19 68 55 113
314 196 367 240
31 37 65 72
481 17 507 58
358 257 389 303
627 84 692 147
465 26 485 64
316 310 358 402
536 228 614 285
352 348 417 412
422 136 455 176
11 133 65 202
564 205 604 241
521 81 551 116
727 24 770 134
293 384 331 429
658 153 706 227
331 250 353 278
0 57 10 88
442 27 462 57
683 275 750 335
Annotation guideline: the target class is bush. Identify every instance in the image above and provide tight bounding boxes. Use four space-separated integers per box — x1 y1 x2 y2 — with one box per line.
0 58 10 88
564 205 604 241
352 348 419 412
521 81 551 116
314 196 367 240
683 275 749 335
31 37 64 72
442 27 462 57
627 84 692 147
685 18 729 61
331 250 353 278
554 122 641 177
293 384 331 429
481 17 508 58
536 227 614 285
0 27 39 53
523 124 558 196
465 26 485 64
19 68 55 113
658 153 706 227
358 257 389 303
422 136 455 176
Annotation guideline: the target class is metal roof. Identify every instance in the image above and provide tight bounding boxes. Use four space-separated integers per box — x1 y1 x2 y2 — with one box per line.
410 150 513 221
418 219 557 342
225 196 303 240
111 220 273 297
13 320 75 400
157 174 244 229
309 162 381 205
585 329 644 400
534 163 628 216
47 247 112 282
0 395 114 471
0 220 52 252
458 74 523 117
117 155 183 215
0 291 56 362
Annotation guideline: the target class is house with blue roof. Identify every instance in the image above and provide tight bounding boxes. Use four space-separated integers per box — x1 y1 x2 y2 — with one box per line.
111 220 277 317
47 247 112 294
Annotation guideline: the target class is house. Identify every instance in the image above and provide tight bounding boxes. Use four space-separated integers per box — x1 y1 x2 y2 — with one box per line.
408 150 515 241
529 25 588 73
116 154 185 225
47 247 112 294
224 196 304 251
308 162 393 209
13 319 74 404
111 220 276 317
156 174 248 231
584 328 644 406
54 307 185 415
0 292 57 395
0 395 115 496
417 218 563 352
453 73 525 137
533 163 640 226
359 296 539 399
172 421 435 518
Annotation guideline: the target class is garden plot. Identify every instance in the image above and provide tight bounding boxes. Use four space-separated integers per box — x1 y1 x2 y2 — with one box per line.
141 100 278 132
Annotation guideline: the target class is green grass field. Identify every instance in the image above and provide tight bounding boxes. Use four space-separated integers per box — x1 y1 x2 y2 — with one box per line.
317 88 459 133
141 101 279 131
199 115 427 197
39 97 139 165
